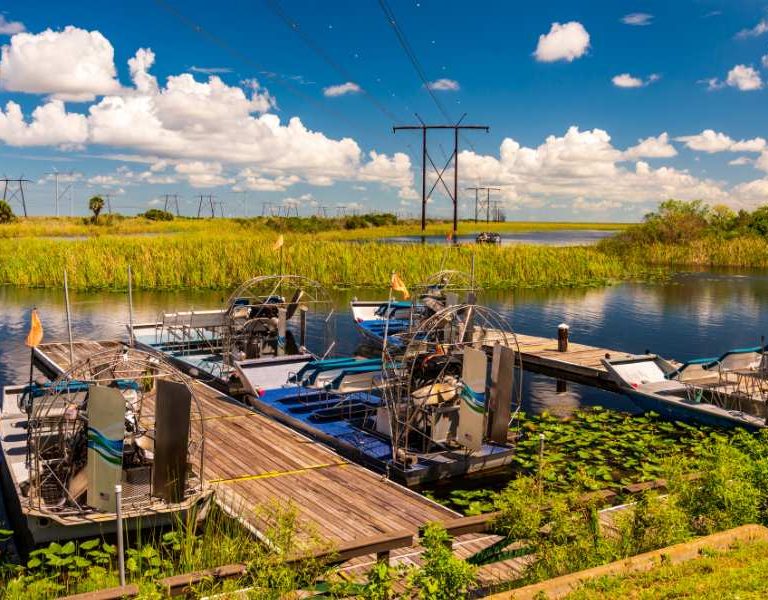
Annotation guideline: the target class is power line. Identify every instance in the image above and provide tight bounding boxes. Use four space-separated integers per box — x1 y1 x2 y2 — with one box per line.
1 177 31 217
377 0 452 122
264 0 401 123
466 186 500 223
153 0 356 128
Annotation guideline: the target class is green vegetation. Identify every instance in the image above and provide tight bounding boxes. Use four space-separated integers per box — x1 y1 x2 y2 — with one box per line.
487 429 768 590
565 540 768 599
0 200 14 224
427 408 728 514
88 196 105 223
140 208 174 221
0 235 662 290
601 199 768 268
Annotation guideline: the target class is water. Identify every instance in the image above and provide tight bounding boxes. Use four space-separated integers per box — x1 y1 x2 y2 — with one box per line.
374 229 614 246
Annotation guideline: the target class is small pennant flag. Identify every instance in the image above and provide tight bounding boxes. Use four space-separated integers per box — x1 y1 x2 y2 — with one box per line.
391 273 410 300
272 234 284 251
25 308 43 348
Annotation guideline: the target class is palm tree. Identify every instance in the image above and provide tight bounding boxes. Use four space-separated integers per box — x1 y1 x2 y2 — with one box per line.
88 196 105 223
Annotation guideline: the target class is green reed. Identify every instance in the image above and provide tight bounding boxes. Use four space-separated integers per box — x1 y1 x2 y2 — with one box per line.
0 234 662 290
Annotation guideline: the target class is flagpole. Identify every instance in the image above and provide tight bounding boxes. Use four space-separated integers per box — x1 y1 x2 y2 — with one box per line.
382 272 395 356
64 270 74 367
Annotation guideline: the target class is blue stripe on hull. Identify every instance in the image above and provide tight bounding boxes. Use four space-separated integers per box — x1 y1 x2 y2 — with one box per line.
627 391 760 431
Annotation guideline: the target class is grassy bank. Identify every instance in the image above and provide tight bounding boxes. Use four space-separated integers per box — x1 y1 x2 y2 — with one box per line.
565 540 768 599
0 234 661 290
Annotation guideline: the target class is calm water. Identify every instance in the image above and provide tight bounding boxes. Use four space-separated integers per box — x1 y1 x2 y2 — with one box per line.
2 267 767 414
375 229 614 246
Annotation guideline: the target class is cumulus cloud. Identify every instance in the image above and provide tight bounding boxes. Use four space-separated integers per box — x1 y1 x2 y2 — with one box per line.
621 13 653 26
0 15 25 35
735 19 768 39
534 22 590 63
612 73 659 88
322 82 361 97
426 78 460 91
0 100 88 146
726 64 763 91
0 26 122 101
454 126 728 212
729 156 753 166
676 130 766 153
623 133 677 159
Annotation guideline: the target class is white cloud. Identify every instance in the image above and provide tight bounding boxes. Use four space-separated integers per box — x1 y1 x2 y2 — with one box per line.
676 130 766 153
189 66 232 74
623 133 677 159
736 19 768 39
0 15 25 35
0 26 122 101
174 161 232 188
726 64 763 91
700 77 725 91
426 78 460 91
621 13 653 26
762 55 768 69
574 197 621 211
756 152 768 173
0 100 88 146
534 22 590 63
322 82 361 97
455 126 729 212
732 178 768 208
612 73 659 88
729 156 753 166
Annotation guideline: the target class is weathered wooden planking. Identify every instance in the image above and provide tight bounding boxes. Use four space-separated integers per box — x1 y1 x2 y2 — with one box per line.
33 341 457 548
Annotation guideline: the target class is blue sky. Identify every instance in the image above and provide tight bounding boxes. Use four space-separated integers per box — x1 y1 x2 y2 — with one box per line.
0 0 767 220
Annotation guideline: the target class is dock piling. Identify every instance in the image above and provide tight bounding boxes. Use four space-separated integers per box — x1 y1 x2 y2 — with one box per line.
557 323 569 352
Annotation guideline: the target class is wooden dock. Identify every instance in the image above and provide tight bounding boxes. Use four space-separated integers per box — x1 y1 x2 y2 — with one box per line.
32 341 458 550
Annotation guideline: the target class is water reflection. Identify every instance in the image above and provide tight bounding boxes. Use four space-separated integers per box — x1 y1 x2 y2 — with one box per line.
372 230 614 246
2 268 768 413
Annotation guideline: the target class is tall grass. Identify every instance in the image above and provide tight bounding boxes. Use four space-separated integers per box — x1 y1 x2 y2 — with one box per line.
0 234 662 290
601 235 768 269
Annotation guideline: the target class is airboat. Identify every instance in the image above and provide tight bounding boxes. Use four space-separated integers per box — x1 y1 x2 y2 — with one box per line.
603 345 768 430
133 274 523 485
350 270 478 349
0 347 211 547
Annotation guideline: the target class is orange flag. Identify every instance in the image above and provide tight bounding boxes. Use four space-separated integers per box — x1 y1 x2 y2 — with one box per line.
273 234 284 251
25 308 43 348
391 273 410 300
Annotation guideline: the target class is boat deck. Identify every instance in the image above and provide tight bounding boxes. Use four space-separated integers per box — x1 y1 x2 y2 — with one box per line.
31 341 458 547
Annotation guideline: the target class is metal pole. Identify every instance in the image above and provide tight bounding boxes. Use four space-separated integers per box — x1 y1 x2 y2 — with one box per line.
127 266 135 347
115 484 126 587
381 273 395 355
63 270 74 367
421 127 427 232
55 173 59 217
453 127 458 240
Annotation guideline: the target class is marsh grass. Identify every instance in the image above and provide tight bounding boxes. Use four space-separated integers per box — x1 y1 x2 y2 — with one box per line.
0 234 661 290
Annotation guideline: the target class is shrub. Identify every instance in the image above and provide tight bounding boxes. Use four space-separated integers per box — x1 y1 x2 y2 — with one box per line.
141 209 174 221
407 522 476 599
615 492 691 556
0 200 14 223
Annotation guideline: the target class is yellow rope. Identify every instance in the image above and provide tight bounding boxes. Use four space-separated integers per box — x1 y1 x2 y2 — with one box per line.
209 461 348 485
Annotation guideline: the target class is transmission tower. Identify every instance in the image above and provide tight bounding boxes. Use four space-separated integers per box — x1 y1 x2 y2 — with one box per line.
47 170 76 217
163 193 181 216
197 194 216 218
1 177 31 217
393 114 489 236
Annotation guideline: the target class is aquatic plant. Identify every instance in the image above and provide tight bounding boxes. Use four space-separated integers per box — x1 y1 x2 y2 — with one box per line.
0 234 661 290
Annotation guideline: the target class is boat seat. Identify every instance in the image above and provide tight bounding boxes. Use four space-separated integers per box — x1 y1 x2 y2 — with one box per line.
638 380 688 394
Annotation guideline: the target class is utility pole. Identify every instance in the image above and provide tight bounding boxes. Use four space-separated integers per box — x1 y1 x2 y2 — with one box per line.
102 193 114 215
197 194 216 218
315 205 328 218
393 115 489 237
163 193 181 216
1 177 31 217
468 187 501 223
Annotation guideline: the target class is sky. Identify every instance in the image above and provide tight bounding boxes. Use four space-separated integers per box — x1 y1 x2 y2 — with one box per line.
0 1 767 221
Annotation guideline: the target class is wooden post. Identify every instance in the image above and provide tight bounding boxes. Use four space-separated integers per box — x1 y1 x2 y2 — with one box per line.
557 323 569 352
